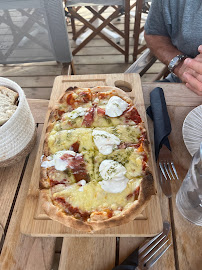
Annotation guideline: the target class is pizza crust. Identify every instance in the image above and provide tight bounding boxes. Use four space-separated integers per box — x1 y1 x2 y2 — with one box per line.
40 86 156 232
41 170 155 232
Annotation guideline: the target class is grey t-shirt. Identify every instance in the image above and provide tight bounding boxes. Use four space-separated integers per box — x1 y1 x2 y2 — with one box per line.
144 0 202 58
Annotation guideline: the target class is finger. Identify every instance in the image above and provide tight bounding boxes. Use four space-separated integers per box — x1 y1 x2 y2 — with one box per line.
185 71 202 83
198 45 202 53
184 72 202 95
186 82 202 96
184 58 202 73
184 71 202 83
195 54 202 63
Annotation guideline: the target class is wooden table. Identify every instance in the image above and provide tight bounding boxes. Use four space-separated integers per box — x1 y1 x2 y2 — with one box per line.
0 82 202 270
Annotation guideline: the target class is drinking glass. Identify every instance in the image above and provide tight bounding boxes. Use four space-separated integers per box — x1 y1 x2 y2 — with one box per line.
176 142 202 226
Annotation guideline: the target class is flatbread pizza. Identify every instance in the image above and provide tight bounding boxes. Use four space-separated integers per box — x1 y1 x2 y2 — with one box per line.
40 86 155 232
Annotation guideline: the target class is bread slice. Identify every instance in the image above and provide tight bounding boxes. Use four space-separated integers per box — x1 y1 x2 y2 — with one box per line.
0 104 17 125
0 86 18 104
0 86 18 125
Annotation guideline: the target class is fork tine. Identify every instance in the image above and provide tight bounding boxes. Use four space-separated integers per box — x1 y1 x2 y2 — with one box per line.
163 162 172 180
145 243 172 269
167 162 175 180
139 221 170 255
159 162 168 180
171 162 179 180
141 238 169 265
139 234 167 260
139 231 163 254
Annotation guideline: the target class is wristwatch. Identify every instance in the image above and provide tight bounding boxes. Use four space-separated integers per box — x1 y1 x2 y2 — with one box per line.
168 55 187 73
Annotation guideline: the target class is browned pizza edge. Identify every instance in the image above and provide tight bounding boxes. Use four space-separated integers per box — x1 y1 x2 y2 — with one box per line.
41 169 155 232
91 86 133 105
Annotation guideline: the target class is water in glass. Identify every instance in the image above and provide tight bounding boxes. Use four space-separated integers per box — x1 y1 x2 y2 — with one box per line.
176 142 202 226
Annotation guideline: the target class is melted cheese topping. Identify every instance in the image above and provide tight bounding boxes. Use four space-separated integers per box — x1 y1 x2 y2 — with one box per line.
92 130 120 155
43 92 149 216
62 107 87 120
48 128 94 154
53 178 142 212
92 114 121 127
125 151 144 178
105 96 129 117
94 148 144 182
95 125 143 144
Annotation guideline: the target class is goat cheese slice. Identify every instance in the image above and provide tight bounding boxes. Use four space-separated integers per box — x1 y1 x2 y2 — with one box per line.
105 96 128 117
99 160 129 193
41 150 76 171
92 130 120 155
66 107 87 119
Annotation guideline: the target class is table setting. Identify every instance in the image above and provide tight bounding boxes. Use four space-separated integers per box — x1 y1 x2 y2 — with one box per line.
113 84 202 269
0 75 202 270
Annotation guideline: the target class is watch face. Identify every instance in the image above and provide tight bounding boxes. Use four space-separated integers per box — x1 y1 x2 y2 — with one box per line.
172 56 179 65
168 55 184 72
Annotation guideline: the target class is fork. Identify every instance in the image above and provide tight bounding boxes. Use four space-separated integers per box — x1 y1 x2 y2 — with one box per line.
158 145 179 197
138 221 172 269
159 161 179 181
113 222 171 270
158 145 179 181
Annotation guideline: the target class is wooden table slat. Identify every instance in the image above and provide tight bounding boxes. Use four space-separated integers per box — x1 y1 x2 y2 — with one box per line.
119 115 176 270
28 99 49 123
59 238 116 270
0 125 56 270
0 162 25 242
0 81 202 270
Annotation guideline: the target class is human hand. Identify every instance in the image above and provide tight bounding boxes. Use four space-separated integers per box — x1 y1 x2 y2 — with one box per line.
183 45 202 96
173 59 195 82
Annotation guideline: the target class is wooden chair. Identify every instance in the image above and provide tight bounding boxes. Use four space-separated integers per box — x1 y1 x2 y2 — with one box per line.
65 1 130 63
125 48 169 81
128 1 169 80
132 0 151 62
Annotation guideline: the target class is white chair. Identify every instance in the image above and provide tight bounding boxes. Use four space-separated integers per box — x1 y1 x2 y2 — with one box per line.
65 0 130 62
0 0 72 65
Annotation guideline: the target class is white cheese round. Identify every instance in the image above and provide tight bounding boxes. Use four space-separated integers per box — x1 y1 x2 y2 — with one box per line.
99 160 126 180
78 179 87 192
99 178 128 193
41 150 76 171
92 130 120 155
99 159 129 193
105 96 128 117
66 107 87 119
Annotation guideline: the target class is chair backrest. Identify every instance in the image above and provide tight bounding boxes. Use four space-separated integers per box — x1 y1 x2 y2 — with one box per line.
66 0 124 7
0 0 72 64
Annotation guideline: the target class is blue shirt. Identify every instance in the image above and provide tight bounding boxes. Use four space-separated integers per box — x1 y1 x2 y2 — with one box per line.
144 0 202 58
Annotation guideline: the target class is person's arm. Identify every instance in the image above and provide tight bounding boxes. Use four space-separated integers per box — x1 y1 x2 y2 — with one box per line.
183 45 202 96
144 34 182 66
144 33 194 82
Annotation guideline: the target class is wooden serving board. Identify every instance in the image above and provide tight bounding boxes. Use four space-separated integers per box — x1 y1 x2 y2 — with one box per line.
21 74 162 237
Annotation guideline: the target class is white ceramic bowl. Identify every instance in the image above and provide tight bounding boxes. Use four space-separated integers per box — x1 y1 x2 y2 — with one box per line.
0 77 36 166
